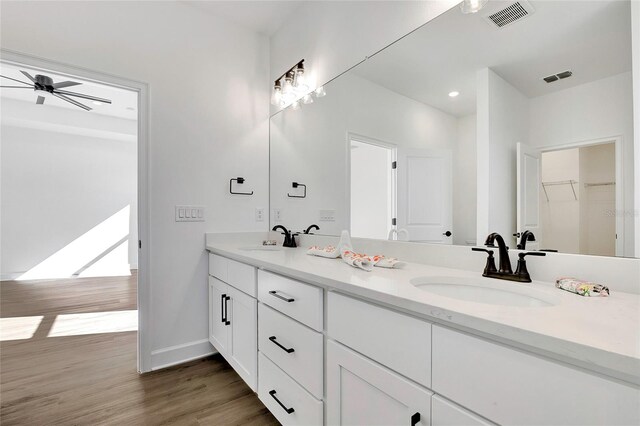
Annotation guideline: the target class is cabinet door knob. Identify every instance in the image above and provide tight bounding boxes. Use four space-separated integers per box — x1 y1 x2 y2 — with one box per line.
269 390 295 414
443 231 452 237
411 412 421 426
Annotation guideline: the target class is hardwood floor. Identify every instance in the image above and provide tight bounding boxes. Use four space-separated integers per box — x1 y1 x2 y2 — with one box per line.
0 274 279 425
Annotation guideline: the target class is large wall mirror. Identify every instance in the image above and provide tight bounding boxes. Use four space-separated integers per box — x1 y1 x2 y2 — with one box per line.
270 0 635 258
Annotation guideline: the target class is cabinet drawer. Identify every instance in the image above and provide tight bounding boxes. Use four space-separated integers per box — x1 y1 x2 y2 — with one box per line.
208 254 257 297
327 292 432 387
432 396 493 426
432 326 640 425
258 304 323 398
258 353 323 426
209 254 227 282
258 270 323 331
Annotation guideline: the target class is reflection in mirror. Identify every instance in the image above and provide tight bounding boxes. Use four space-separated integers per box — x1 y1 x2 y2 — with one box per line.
270 0 635 257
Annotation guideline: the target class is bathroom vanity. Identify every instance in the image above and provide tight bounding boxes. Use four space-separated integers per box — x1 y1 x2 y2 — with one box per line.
206 234 640 426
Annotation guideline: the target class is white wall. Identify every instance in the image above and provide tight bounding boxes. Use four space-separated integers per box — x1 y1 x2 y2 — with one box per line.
0 1 270 369
270 0 458 111
270 72 458 235
477 68 529 245
1 99 137 279
453 114 477 246
529 72 634 256
632 0 640 257
580 143 617 257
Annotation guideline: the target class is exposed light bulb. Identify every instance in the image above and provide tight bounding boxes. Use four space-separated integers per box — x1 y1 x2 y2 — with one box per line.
314 86 326 97
460 0 487 14
281 76 296 105
448 91 460 98
302 93 314 105
294 68 309 93
271 82 283 106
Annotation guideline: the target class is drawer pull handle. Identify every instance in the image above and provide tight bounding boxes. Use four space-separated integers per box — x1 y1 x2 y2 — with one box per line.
269 336 295 353
220 294 226 324
269 290 295 303
411 412 420 426
224 296 230 325
269 390 295 414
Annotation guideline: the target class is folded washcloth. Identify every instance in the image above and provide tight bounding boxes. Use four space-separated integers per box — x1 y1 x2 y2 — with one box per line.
555 277 610 297
307 245 340 258
306 230 401 271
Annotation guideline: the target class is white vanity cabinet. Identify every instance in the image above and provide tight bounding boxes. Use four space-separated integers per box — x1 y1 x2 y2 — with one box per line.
207 251 639 426
208 255 257 391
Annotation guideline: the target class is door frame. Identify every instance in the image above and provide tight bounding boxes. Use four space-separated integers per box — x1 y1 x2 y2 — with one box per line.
1 49 152 372
345 132 397 238
537 135 623 256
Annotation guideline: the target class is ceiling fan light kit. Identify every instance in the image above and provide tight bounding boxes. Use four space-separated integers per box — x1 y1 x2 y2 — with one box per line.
0 70 112 111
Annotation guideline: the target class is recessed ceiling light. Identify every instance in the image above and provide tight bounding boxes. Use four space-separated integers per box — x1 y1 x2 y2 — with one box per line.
92 101 103 106
448 91 460 98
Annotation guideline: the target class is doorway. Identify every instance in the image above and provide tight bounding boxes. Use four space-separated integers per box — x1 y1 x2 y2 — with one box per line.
540 142 617 256
0 52 149 371
349 135 395 240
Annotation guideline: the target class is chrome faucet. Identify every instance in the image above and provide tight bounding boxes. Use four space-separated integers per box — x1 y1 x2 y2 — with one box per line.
472 232 545 283
272 225 298 248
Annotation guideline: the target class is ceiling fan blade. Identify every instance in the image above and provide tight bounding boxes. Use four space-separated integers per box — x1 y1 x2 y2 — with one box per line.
51 92 92 111
0 85 34 89
36 96 45 105
54 89 112 104
0 74 33 86
20 70 37 83
52 81 81 89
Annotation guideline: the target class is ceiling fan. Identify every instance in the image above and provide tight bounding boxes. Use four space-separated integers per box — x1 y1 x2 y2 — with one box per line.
0 70 112 111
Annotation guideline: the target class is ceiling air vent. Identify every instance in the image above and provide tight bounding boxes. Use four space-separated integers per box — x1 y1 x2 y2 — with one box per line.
484 1 534 29
543 70 573 84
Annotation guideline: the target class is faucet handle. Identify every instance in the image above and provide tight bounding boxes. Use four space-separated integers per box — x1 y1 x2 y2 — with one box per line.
518 251 546 258
472 248 498 275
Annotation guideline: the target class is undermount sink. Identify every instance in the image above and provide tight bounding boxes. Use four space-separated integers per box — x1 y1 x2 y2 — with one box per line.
238 246 284 252
410 276 558 307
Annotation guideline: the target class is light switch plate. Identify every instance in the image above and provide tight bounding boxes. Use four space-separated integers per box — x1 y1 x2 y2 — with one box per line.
175 205 204 222
319 209 336 222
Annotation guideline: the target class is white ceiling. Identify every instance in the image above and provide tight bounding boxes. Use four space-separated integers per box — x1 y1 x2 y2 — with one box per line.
0 62 138 120
352 0 632 117
181 1 302 36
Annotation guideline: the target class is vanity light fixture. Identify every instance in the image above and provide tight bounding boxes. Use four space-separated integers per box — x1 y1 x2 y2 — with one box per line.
271 59 326 109
460 0 488 14
448 91 460 97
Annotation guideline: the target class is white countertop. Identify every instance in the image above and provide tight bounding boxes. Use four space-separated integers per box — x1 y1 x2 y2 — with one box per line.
206 240 640 386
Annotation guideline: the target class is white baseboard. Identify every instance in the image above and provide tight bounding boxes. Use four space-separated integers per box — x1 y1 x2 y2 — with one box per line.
150 339 216 371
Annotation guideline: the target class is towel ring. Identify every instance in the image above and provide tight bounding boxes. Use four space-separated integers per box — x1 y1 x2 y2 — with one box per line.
230 177 254 195
287 182 306 198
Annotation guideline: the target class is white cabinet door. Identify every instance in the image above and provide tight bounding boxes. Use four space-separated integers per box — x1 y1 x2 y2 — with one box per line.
208 276 229 354
227 285 257 391
327 340 432 426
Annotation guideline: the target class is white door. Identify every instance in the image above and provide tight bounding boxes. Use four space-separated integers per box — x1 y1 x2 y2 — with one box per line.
208 277 229 355
396 148 452 243
516 143 541 249
327 340 432 426
227 285 257 391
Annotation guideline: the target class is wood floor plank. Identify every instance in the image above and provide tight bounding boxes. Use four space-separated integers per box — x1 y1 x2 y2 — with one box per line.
0 274 278 425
